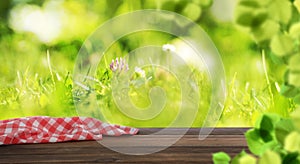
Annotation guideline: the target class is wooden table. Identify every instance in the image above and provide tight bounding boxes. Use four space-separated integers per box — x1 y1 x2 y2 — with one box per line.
0 128 249 163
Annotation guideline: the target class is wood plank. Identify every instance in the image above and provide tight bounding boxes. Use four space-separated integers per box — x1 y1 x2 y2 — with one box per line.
0 136 247 154
0 152 245 163
137 128 249 135
0 146 248 163
0 128 250 163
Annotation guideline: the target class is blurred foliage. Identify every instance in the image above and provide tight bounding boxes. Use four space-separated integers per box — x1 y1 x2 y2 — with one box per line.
0 0 295 127
234 0 300 105
213 108 300 164
213 0 300 162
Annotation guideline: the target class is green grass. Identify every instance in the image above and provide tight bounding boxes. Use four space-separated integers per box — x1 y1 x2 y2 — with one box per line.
0 56 292 127
0 1 295 127
0 29 294 127
0 60 76 119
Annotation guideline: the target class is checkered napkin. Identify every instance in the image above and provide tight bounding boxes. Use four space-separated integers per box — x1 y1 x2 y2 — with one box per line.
0 116 138 145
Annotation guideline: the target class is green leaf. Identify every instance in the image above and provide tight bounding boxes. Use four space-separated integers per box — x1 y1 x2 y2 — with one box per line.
288 54 300 72
284 70 290 82
259 114 281 142
275 118 295 145
269 52 285 64
284 131 300 153
270 34 294 57
288 72 300 87
256 0 271 6
293 94 300 104
212 152 231 164
193 0 212 8
245 129 278 155
280 84 299 98
289 23 300 39
259 129 273 142
259 150 281 164
282 152 299 164
255 114 281 130
291 109 300 131
252 10 268 27
260 115 275 131
234 5 267 28
239 155 257 164
238 0 260 8
294 0 300 13
234 5 255 27
161 1 176 11
246 114 281 155
251 20 279 43
267 0 292 24
232 152 256 164
181 3 202 21
231 150 248 164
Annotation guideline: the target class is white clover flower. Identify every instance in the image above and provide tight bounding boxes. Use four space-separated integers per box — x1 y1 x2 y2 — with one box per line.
134 66 146 78
162 44 176 52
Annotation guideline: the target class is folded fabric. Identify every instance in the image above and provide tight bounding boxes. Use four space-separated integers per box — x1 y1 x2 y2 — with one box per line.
0 116 138 145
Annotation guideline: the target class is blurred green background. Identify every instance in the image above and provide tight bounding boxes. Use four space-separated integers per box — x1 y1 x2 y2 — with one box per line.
0 0 294 127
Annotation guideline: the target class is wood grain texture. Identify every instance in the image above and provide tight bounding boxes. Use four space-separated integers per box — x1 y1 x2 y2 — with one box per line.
0 128 249 163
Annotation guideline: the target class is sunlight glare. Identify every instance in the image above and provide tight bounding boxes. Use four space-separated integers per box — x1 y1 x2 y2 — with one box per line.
9 1 64 43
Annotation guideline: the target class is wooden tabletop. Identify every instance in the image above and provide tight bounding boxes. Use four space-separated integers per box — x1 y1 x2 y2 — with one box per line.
0 128 249 163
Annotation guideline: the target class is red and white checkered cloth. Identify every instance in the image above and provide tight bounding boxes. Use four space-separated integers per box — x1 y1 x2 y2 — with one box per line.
0 116 138 145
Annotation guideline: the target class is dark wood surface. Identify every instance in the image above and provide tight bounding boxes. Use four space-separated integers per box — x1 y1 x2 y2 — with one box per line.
0 128 249 163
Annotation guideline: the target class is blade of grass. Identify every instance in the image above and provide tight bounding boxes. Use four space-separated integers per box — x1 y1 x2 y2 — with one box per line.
47 50 55 86
262 49 274 106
